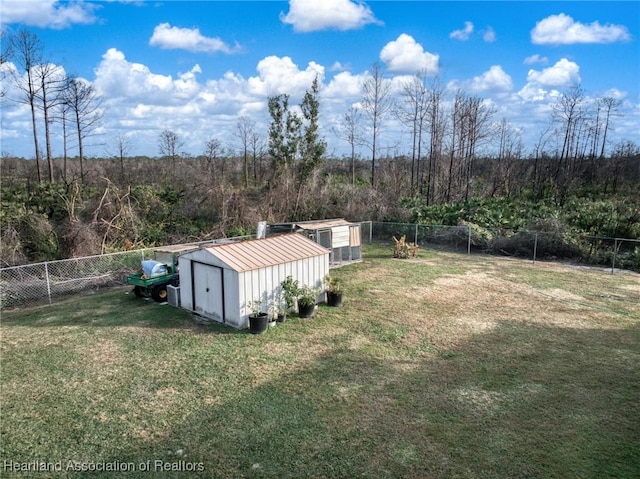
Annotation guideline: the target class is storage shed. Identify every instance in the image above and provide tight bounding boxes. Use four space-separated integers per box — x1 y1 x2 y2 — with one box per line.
178 234 329 329
268 219 362 266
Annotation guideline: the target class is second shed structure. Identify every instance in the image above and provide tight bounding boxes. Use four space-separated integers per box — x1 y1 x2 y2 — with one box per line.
268 218 362 266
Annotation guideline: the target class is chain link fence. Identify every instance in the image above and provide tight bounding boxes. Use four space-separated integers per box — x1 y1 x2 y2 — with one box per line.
362 221 640 273
0 249 151 309
0 235 254 310
1 225 637 310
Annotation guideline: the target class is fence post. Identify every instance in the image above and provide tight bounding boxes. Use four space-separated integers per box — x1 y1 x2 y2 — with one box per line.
611 238 618 274
369 221 373 244
533 233 538 264
415 223 419 246
467 225 471 255
44 262 52 305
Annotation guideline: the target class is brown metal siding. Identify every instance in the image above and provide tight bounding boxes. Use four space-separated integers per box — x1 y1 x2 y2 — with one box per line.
202 233 329 273
350 225 361 247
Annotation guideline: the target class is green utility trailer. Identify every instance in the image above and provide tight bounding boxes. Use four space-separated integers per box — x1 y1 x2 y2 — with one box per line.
126 245 197 302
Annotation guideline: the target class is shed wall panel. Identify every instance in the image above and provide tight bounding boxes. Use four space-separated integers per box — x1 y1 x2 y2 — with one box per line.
179 258 194 311
224 270 240 325
350 225 361 247
332 225 351 248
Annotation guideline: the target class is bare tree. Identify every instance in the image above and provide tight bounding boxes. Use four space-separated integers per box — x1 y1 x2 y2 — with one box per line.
62 76 103 183
531 122 554 199
552 86 585 205
235 116 254 188
361 62 393 186
596 96 622 159
105 133 132 183
425 77 446 203
250 131 265 185
445 92 495 201
492 119 523 198
204 137 223 185
1 30 13 98
34 62 65 182
158 129 183 177
461 95 495 201
394 73 429 193
333 105 365 185
7 30 44 182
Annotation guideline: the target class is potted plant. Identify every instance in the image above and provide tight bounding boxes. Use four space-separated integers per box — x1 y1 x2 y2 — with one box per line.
268 302 280 326
280 275 299 315
248 300 268 334
271 296 287 323
324 274 343 307
297 285 319 319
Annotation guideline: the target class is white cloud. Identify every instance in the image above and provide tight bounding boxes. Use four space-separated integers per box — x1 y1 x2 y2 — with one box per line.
280 0 381 32
531 14 631 45
329 61 350 72
2 41 637 160
0 0 98 29
247 55 324 97
93 48 179 104
483 27 496 43
470 65 513 92
324 71 366 101
450 21 474 41
526 58 581 88
149 23 239 54
379 34 439 75
601 88 627 101
524 54 548 65
446 65 513 94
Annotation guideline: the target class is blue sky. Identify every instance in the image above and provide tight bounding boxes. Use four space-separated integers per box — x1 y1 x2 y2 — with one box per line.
1 0 639 159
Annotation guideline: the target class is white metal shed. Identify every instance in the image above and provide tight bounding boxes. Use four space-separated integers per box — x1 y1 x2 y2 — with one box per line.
178 234 330 329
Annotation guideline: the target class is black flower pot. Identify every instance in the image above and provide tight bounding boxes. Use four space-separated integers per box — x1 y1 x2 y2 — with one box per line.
326 291 343 307
249 313 268 334
298 303 315 319
277 313 287 323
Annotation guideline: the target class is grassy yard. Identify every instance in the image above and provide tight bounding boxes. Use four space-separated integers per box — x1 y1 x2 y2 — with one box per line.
1 244 639 478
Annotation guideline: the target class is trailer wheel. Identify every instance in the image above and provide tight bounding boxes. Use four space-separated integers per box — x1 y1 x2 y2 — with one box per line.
133 286 144 297
151 284 168 303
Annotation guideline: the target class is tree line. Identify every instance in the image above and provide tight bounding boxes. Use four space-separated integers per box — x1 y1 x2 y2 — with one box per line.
2 30 103 184
1 30 639 267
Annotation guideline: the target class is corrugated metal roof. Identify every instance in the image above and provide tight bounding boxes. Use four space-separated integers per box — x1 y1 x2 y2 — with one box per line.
156 244 199 254
201 233 329 272
294 218 356 230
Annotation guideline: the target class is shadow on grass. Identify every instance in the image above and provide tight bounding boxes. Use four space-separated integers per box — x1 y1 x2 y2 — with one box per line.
84 320 640 479
0 287 240 334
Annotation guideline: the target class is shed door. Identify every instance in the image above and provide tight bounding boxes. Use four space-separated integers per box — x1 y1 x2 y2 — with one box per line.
192 262 224 321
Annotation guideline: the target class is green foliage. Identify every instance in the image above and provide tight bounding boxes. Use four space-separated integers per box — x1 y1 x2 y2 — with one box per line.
299 76 327 182
563 197 640 238
268 94 300 168
1 181 72 224
296 284 320 307
18 213 59 262
402 195 640 239
280 275 300 312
